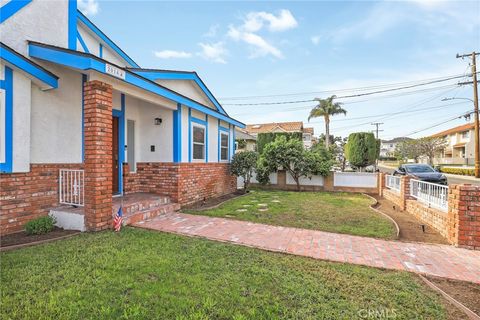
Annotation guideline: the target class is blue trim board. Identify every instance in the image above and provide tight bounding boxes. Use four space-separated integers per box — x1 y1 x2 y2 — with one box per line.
81 74 87 161
232 126 236 158
77 11 139 68
205 115 209 162
217 119 220 162
68 0 77 50
0 66 13 173
77 31 90 53
191 117 207 126
112 95 125 194
188 108 192 162
99 44 103 58
172 103 182 162
130 69 227 116
28 42 245 128
0 0 32 24
1 42 58 89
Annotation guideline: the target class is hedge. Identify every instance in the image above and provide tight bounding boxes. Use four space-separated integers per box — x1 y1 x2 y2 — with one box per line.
439 167 475 176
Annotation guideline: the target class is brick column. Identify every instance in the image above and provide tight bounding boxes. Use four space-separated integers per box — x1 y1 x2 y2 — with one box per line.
323 172 334 192
378 172 385 196
277 170 286 187
399 175 411 210
448 184 480 250
83 80 113 231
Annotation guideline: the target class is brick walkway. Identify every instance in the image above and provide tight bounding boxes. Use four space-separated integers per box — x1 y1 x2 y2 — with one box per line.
134 213 480 284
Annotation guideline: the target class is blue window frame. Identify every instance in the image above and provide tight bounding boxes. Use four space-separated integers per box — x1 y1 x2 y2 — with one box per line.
0 66 13 173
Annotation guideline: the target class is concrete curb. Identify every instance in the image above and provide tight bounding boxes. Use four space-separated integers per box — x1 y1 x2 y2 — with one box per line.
363 193 401 240
0 232 81 252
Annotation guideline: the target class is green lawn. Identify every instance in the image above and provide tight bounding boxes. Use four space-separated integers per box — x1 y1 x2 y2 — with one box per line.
0 228 446 319
185 189 396 239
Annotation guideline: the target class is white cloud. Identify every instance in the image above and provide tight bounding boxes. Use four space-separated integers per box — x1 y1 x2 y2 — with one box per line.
154 50 192 59
243 9 298 32
311 36 321 45
203 24 220 38
228 26 283 59
198 42 228 64
78 0 99 16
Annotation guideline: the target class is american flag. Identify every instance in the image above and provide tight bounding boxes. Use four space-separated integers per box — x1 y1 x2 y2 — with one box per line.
113 206 123 232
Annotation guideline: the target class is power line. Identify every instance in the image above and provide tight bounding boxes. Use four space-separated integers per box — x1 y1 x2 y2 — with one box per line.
402 110 474 137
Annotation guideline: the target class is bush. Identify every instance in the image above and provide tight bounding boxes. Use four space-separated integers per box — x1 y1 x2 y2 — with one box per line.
25 216 56 235
439 167 475 176
256 132 302 154
344 132 378 170
230 151 258 191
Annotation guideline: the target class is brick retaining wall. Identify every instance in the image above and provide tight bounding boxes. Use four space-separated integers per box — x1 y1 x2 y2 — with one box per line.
405 199 450 241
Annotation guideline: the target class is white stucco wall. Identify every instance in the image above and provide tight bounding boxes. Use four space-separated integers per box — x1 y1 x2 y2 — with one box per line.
30 65 83 163
155 79 216 110
0 0 68 55
208 116 218 162
12 70 31 172
181 105 189 162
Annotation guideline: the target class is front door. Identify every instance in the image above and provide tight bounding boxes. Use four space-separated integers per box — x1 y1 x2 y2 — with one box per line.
112 116 119 194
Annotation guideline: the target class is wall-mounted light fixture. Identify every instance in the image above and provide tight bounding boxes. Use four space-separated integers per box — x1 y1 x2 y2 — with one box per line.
154 117 162 125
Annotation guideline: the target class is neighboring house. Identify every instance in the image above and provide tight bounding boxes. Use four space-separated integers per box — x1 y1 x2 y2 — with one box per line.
430 123 477 165
380 137 412 157
235 129 256 153
244 122 315 149
0 1 244 235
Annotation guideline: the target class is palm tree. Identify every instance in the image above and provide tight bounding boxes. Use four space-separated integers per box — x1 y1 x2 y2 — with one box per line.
308 95 347 149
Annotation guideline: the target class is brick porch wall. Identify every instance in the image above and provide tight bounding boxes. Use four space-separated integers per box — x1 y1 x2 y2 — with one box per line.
123 162 236 205
405 199 450 241
0 163 83 235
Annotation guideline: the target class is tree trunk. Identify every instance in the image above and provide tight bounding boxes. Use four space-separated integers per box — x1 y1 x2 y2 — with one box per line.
295 178 301 191
325 117 330 149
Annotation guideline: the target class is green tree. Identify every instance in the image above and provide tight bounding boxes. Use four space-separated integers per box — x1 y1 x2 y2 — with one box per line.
418 137 447 165
256 132 303 154
308 95 347 149
345 132 378 171
230 151 258 192
394 140 422 162
257 136 333 191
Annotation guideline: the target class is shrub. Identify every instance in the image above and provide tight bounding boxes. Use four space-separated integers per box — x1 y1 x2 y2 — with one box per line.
230 151 258 191
439 167 475 176
25 216 56 235
256 132 302 154
344 132 378 170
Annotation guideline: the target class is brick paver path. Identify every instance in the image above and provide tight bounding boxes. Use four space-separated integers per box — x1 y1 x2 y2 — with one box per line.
135 213 480 284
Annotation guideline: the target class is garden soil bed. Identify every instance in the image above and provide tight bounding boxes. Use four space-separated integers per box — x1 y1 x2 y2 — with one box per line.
372 195 449 244
183 191 246 211
1 227 79 248
426 276 480 318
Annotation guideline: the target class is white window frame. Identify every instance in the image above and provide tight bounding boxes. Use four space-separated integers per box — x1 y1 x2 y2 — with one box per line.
220 131 229 162
191 123 206 161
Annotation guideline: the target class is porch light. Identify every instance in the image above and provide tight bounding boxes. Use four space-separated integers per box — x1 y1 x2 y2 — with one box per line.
154 117 162 125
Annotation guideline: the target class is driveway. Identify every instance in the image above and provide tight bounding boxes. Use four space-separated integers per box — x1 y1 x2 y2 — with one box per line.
378 164 480 186
135 212 480 284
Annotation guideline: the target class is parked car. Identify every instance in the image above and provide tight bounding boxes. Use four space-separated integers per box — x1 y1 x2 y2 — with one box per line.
393 164 448 185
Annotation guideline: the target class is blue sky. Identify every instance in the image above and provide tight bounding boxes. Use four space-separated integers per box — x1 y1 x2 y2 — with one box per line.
80 0 479 140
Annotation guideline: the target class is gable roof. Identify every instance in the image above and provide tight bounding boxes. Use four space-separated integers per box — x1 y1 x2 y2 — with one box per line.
127 68 227 116
245 122 304 134
304 127 314 135
381 137 413 144
430 123 475 138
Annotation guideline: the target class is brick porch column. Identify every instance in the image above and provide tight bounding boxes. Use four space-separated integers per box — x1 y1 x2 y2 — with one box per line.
378 172 385 196
83 80 113 231
399 175 411 210
448 184 480 250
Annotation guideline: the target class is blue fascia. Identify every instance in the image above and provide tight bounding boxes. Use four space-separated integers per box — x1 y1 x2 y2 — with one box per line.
0 0 32 24
1 43 58 89
131 69 227 116
77 10 140 68
68 0 77 50
112 94 125 195
172 103 182 162
77 31 90 53
28 42 245 128
0 66 13 173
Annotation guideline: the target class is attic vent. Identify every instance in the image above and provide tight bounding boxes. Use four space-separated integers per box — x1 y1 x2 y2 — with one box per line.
252 125 261 129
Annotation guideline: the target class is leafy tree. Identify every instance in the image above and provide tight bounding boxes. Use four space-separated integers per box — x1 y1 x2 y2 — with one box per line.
256 132 303 154
418 137 447 165
308 95 347 149
344 132 378 171
257 136 333 191
394 140 422 162
230 151 258 191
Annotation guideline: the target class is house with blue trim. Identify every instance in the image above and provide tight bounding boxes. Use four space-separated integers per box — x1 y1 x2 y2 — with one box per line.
0 0 244 234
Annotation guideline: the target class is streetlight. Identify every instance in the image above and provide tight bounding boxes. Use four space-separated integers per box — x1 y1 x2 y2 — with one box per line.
442 97 479 178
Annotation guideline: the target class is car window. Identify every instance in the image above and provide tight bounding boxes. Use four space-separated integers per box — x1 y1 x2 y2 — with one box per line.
405 165 434 173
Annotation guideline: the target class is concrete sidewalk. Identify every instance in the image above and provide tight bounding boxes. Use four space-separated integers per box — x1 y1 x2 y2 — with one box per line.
135 213 480 284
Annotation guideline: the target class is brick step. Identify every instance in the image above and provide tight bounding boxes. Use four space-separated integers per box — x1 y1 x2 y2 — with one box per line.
112 194 171 217
123 203 181 225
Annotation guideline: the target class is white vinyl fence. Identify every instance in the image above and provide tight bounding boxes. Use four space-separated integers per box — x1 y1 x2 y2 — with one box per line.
237 172 277 189
333 172 377 188
385 175 401 193
286 172 324 186
410 179 448 212
59 169 84 206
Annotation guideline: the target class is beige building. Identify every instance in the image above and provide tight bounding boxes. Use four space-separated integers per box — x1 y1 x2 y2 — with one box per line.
244 122 315 149
431 123 477 165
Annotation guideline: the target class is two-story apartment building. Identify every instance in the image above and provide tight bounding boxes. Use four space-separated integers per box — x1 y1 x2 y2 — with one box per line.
431 123 477 165
380 137 412 158
244 121 315 149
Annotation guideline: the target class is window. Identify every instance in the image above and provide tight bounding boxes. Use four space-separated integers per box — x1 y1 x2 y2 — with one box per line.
220 132 229 161
461 131 469 139
192 124 206 160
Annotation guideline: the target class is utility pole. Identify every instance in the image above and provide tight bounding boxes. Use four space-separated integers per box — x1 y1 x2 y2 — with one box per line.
457 52 479 178
371 122 384 139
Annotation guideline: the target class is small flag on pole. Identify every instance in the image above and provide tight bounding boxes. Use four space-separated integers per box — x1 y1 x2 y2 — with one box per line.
113 206 123 232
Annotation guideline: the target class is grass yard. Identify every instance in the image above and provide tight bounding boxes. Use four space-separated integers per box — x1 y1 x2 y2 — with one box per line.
186 189 396 239
0 228 448 319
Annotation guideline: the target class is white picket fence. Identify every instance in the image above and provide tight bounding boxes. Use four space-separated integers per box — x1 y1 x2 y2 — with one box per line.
59 169 84 206
385 175 401 193
410 179 448 212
